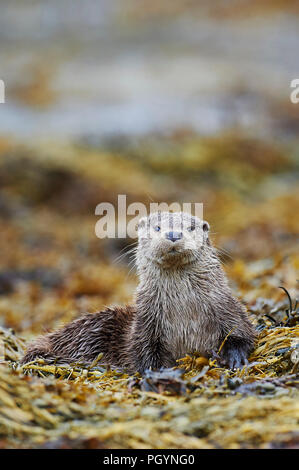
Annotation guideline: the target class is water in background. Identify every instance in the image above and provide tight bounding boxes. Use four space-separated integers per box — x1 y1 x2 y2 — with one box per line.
0 0 298 141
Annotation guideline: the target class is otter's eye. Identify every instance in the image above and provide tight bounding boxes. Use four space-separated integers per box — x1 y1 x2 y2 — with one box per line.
187 226 195 232
154 225 161 232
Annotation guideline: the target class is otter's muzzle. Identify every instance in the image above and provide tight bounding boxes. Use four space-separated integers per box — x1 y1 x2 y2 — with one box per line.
165 231 183 243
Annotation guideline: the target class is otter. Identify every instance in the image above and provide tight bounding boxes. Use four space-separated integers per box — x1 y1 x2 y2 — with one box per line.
21 212 256 372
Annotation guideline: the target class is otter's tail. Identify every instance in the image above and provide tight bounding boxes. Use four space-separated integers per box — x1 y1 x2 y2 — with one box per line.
20 335 55 365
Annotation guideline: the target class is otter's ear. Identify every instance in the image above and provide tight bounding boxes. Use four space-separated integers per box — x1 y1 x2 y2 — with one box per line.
136 216 146 230
202 221 210 232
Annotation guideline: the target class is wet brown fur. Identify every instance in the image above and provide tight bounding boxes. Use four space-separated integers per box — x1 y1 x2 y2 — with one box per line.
21 212 256 373
22 306 136 368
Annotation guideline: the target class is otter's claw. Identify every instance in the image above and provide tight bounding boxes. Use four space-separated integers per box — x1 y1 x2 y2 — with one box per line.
225 348 248 370
217 340 250 370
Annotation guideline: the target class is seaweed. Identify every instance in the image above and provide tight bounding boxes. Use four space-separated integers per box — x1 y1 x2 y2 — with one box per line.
0 140 298 449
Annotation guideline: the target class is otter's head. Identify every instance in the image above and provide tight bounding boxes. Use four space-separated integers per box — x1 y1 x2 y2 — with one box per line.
136 211 211 269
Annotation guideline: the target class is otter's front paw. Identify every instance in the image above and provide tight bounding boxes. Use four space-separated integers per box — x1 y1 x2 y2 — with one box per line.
218 339 249 370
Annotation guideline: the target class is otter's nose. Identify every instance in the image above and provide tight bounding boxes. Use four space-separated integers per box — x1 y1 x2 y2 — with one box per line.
165 231 183 243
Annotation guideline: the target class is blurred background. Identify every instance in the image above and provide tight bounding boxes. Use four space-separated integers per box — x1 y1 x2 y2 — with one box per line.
0 0 298 337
